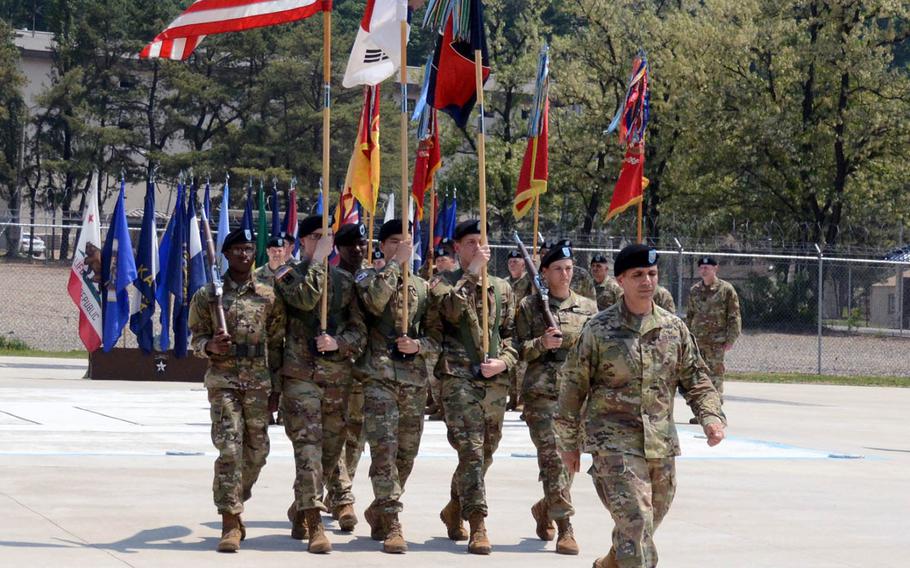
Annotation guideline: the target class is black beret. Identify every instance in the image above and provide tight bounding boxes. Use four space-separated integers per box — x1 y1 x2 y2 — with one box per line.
298 215 325 238
267 235 285 248
454 219 487 241
434 238 455 258
221 228 255 253
614 244 659 277
372 250 385 260
591 253 610 265
538 240 552 253
541 242 573 268
697 256 718 266
335 223 366 246
507 250 522 260
378 219 412 242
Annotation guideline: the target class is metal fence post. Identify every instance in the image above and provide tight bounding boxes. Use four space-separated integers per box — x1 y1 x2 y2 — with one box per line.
674 237 684 315
816 244 823 375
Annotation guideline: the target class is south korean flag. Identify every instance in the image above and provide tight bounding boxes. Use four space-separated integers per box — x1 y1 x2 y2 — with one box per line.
343 0 410 88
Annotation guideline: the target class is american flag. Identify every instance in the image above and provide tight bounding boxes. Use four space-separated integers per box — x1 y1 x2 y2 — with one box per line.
141 0 331 60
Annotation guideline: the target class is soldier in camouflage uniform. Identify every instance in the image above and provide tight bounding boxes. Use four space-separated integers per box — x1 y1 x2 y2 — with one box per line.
540 239 596 300
188 228 286 553
424 240 458 421
592 253 624 311
556 244 726 568
355 219 442 553
323 222 369 531
505 249 530 412
431 219 518 555
274 215 366 554
255 235 289 425
514 243 597 555
372 249 386 270
686 256 741 402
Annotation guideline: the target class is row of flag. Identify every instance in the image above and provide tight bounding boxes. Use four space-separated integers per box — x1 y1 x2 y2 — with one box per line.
66 173 459 356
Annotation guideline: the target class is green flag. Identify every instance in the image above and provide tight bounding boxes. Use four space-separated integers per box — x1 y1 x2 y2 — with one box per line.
256 180 268 267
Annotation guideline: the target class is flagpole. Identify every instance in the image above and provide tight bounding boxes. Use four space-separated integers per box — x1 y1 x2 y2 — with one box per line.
427 179 436 278
474 49 489 358
319 8 332 333
399 18 410 336
532 194 540 263
365 210 374 261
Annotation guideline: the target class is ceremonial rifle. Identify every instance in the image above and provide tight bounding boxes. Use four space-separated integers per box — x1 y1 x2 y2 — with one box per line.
200 211 228 333
512 231 560 335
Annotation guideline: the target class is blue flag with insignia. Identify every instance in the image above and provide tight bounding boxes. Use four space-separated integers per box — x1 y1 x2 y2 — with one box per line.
130 181 158 353
101 181 138 352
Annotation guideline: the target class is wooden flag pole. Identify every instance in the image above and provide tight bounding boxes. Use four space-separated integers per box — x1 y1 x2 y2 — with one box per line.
474 49 489 357
399 18 410 335
365 210 374 261
319 8 332 332
532 193 540 263
427 179 436 278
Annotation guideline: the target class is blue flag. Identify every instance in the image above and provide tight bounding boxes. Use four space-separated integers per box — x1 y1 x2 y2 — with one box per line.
270 185 281 238
315 192 324 215
130 181 158 354
433 196 447 246
101 181 138 352
155 202 175 352
216 178 230 274
187 188 207 303
444 193 458 239
165 183 187 357
413 217 424 273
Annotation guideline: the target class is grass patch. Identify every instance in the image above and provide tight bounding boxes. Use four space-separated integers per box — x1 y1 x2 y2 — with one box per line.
728 371 909 388
0 349 88 359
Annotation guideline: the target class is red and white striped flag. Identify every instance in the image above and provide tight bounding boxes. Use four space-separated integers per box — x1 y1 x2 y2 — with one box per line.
67 177 103 352
140 0 331 61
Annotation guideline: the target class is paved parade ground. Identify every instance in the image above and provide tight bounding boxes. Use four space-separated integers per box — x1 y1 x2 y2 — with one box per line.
0 357 908 567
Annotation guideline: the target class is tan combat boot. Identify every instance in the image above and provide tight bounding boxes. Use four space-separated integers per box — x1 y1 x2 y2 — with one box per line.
593 548 619 568
237 515 246 541
305 508 332 554
287 503 308 540
217 513 242 553
365 503 387 541
382 513 408 554
440 499 468 541
334 503 358 532
555 518 579 555
467 512 491 555
531 498 555 541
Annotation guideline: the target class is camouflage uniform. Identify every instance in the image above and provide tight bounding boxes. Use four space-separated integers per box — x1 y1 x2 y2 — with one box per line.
188 273 286 515
686 278 741 397
598 281 676 313
274 259 366 513
556 302 725 568
506 272 532 410
570 265 597 301
356 262 442 512
515 291 597 521
430 268 518 518
595 276 624 311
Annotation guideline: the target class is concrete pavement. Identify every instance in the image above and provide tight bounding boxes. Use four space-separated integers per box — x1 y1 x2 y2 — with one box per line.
0 356 908 567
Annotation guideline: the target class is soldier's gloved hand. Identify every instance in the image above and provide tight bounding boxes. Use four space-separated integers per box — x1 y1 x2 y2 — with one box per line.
541 327 564 350
396 335 419 354
467 245 491 275
315 333 339 352
704 422 725 446
559 450 580 473
479 358 507 378
392 238 412 266
205 330 232 355
312 233 335 263
268 392 280 413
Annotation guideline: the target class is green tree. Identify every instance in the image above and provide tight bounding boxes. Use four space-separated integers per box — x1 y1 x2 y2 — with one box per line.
0 20 26 257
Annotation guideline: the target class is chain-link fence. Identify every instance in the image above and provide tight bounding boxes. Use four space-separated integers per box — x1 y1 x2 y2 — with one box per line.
2 225 909 377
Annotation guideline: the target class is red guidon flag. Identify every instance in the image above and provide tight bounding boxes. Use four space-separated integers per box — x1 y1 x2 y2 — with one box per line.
412 109 441 220
513 99 549 219
67 177 103 352
606 143 649 220
140 0 330 61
